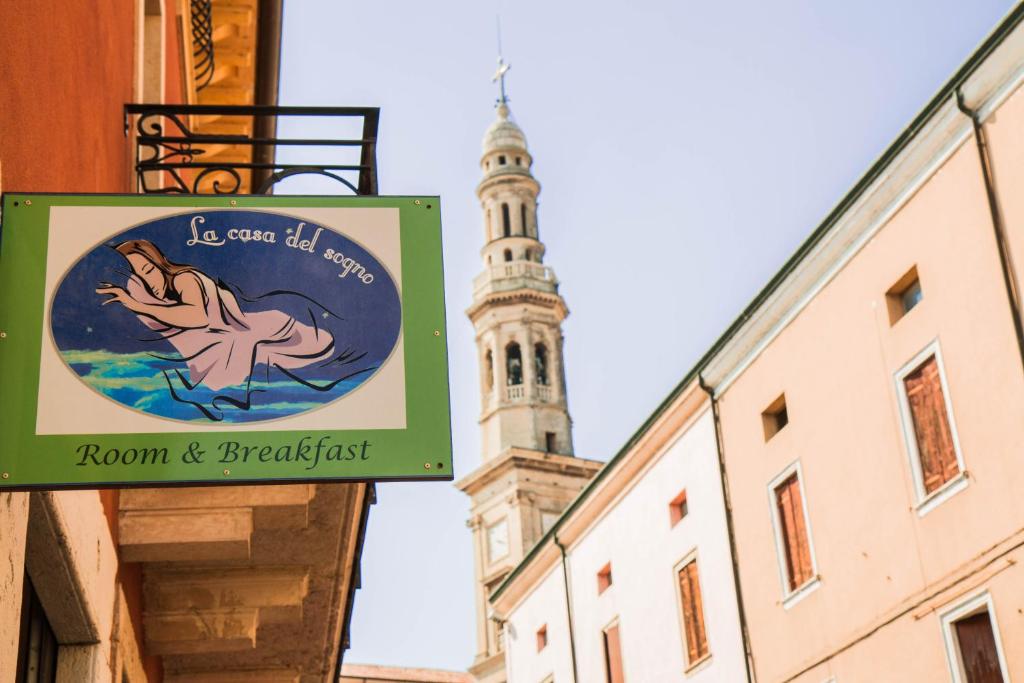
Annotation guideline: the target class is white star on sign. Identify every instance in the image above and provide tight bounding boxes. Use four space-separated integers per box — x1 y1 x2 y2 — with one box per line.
322 312 330 319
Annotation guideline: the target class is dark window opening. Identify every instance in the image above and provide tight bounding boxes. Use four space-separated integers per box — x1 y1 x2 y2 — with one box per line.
954 609 1005 683
16 573 58 683
887 266 923 325
484 349 494 392
597 563 613 594
535 343 549 385
502 203 511 237
762 394 788 441
506 343 523 386
515 156 522 165
498 155 507 165
603 622 625 683
545 431 556 452
520 203 528 235
669 489 688 527
503 249 513 262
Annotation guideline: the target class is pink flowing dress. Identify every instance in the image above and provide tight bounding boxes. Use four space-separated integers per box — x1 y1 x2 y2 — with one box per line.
126 270 334 391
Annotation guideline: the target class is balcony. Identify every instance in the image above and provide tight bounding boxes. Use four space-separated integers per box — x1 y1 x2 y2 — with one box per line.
497 383 553 404
473 260 559 298
125 104 379 195
505 385 525 401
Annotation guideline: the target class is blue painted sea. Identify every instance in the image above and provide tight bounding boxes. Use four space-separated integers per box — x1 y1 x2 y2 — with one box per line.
61 349 369 424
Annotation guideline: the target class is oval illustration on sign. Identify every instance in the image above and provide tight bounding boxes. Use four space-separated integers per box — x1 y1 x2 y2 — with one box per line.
50 210 402 424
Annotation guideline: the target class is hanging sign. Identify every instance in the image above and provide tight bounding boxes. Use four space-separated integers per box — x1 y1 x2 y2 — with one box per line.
0 194 452 488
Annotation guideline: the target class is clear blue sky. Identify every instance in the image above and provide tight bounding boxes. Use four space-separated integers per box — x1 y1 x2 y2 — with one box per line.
277 0 1017 670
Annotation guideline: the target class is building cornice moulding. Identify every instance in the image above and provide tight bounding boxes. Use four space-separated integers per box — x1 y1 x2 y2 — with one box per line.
702 11 1024 394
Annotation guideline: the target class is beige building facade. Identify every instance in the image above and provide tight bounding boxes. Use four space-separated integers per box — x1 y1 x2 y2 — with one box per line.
702 7 1024 682
486 6 1024 683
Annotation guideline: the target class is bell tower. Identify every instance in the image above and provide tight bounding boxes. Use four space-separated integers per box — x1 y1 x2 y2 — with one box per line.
456 57 602 683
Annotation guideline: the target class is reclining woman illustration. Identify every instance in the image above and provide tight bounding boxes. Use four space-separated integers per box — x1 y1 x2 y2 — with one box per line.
95 239 373 421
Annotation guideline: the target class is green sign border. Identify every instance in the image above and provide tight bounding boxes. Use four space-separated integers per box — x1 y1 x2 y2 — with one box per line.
0 193 453 489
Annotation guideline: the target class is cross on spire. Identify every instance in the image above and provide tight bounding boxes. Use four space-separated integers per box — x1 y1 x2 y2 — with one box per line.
493 14 510 107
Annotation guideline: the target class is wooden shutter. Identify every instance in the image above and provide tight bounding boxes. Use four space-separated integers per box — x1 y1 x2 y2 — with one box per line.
678 560 709 663
904 356 960 494
955 611 1004 683
603 623 625 683
775 473 813 591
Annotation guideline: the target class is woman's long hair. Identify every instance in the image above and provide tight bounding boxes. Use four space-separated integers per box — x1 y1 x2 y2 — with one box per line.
115 239 194 300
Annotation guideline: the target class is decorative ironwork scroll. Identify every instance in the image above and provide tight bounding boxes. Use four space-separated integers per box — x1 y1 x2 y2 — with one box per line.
125 104 380 196
190 0 215 92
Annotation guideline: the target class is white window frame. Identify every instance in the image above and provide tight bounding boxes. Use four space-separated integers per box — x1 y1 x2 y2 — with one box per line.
767 460 821 609
894 339 968 517
673 549 712 674
939 590 1010 683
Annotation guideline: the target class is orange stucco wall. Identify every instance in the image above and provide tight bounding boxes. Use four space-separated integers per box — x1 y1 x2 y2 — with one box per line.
0 2 190 680
0 0 135 192
717 81 1024 681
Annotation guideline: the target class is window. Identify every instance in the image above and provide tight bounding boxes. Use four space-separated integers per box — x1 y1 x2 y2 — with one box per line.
506 343 523 386
525 248 532 261
504 249 513 262
502 203 511 237
499 155 507 165
536 624 548 652
484 349 494 392
541 510 559 534
677 558 709 667
486 519 509 563
520 203 528 234
762 393 788 441
545 431 557 453
941 593 1009 683
535 343 549 385
896 343 965 509
668 489 688 527
16 573 58 683
887 266 923 324
769 464 818 603
515 156 522 165
602 621 625 683
597 563 613 594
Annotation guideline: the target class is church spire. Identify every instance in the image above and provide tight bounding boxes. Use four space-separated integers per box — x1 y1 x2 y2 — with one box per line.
468 63 574 460
456 40 602 683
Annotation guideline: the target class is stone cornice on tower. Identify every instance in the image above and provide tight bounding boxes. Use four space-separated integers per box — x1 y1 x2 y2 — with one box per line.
465 288 568 322
455 447 603 498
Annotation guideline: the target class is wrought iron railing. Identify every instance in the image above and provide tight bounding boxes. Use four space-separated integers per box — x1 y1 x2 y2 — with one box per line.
124 104 380 195
190 0 215 91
